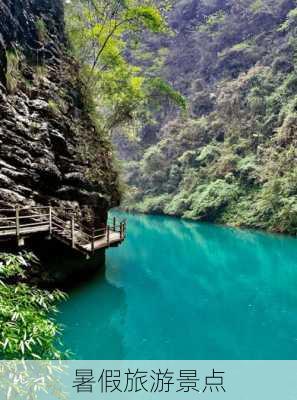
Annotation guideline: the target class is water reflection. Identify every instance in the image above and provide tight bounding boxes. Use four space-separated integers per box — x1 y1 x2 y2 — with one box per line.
59 268 127 359
59 211 297 359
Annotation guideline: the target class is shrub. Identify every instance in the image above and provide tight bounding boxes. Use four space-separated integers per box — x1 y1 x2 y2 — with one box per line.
185 180 241 221
283 73 297 96
135 193 172 214
0 252 67 360
35 17 47 41
237 155 258 184
196 144 220 165
5 49 21 93
164 190 191 216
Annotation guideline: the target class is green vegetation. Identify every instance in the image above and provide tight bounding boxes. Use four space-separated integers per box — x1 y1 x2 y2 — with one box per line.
119 0 297 235
0 252 67 360
0 361 67 400
65 0 184 134
35 17 47 41
48 99 61 115
5 49 21 94
198 10 227 33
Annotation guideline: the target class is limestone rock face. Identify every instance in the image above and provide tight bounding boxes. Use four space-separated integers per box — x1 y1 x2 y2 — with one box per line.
0 0 120 222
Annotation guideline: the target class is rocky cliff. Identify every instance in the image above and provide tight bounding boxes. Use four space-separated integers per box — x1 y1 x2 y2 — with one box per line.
0 0 120 223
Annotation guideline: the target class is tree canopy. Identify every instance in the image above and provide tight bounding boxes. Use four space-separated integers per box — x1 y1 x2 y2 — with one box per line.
65 0 184 133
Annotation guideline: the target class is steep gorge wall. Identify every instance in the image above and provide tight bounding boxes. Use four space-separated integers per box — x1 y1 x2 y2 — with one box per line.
0 0 120 223
116 0 297 234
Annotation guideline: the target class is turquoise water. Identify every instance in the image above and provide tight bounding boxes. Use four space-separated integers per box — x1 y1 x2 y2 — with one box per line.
58 211 297 359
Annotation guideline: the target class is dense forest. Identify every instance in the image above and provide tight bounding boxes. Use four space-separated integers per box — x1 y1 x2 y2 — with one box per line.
117 0 297 235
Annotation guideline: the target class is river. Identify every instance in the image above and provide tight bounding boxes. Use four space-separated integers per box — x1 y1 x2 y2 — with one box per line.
58 210 297 359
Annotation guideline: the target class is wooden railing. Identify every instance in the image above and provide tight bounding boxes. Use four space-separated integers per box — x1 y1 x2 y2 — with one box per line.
0 206 126 254
0 206 49 230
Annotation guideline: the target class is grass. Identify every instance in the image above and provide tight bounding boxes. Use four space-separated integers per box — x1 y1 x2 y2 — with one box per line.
6 49 21 93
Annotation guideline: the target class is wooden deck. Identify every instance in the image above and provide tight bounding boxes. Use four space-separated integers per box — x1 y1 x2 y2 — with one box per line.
0 206 126 256
82 231 122 251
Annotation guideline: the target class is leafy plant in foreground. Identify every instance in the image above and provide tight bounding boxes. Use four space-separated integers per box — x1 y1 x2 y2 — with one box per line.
0 252 67 360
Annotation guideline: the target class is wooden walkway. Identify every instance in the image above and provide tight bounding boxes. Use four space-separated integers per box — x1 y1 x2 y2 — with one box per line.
0 206 126 256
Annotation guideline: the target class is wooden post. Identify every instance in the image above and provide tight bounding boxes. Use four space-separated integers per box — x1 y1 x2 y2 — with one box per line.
71 215 75 248
107 225 110 246
91 228 95 254
120 223 123 240
16 206 20 238
16 206 24 246
113 217 116 232
49 206 52 235
123 221 126 238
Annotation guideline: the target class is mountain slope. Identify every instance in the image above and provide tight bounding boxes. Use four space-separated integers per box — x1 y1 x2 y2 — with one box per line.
117 0 297 234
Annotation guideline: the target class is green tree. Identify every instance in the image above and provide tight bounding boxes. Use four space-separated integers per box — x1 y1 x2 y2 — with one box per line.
65 0 184 132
